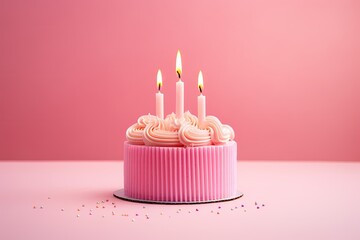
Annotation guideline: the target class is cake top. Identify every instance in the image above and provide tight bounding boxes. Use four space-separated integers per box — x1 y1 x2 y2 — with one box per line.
126 111 235 147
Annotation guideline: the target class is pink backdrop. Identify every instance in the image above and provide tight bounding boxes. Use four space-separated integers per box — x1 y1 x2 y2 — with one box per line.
1 0 359 161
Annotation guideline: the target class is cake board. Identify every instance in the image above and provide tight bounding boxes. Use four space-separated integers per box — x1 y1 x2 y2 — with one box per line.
113 189 243 204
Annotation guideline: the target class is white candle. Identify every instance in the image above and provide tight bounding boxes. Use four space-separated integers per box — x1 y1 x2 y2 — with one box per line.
197 70 206 127
176 50 184 119
156 70 164 119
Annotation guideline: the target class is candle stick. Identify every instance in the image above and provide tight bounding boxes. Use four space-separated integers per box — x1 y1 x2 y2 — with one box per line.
156 69 164 119
197 70 206 128
176 50 184 119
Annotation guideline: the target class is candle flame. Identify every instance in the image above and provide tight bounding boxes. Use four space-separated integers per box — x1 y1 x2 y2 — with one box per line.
176 50 182 78
157 69 162 91
198 70 204 93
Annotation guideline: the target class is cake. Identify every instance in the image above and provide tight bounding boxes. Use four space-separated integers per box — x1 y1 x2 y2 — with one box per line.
114 50 241 203
120 111 240 203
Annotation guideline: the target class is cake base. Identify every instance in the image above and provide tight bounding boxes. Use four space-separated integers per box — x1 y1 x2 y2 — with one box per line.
113 189 243 204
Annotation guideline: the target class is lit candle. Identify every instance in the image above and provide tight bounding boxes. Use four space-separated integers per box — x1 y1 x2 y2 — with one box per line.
156 69 164 119
197 70 206 127
176 50 184 119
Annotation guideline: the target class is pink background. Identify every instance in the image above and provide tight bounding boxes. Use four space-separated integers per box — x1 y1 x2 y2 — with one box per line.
0 0 359 161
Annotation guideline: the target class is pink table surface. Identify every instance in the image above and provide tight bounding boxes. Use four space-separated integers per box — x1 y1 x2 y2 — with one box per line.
0 160 359 240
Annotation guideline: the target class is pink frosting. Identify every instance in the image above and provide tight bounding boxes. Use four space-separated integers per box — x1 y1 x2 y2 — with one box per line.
126 111 235 147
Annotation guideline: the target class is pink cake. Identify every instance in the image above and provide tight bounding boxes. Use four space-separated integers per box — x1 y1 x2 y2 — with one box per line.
119 111 240 203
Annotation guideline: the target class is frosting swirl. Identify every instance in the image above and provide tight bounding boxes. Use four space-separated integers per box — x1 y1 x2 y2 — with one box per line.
178 124 212 147
126 114 157 145
202 116 235 145
143 117 182 147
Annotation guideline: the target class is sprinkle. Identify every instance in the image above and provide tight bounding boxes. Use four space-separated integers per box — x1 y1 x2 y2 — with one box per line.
188 211 191 213
196 209 199 211
82 204 85 207
77 214 80 217
146 216 149 219
96 206 99 208
40 206 43 209
176 211 179 214
96 202 100 204
77 209 80 211
135 214 139 216
257 206 260 209
211 210 213 213
102 206 105 209
112 211 115 215
101 200 104 203
217 212 220 215
102 215 105 218
61 208 64 211
143 206 146 209
255 202 258 205
231 208 234 211
244 210 247 212
90 209 92 212
106 199 109 202
48 197 51 199
235 206 238 209
114 205 116 208
112 202 115 205
131 218 135 222
33 206 36 209
241 205 244 208
160 212 163 215
178 209 181 211
218 206 221 209
89 212 92 215
262 204 265 207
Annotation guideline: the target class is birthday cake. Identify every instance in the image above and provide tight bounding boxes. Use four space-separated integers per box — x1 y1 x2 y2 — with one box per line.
120 51 239 203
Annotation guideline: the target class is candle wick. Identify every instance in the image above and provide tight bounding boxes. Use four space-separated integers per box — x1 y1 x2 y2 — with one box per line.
199 86 202 93
177 71 181 79
158 84 161 91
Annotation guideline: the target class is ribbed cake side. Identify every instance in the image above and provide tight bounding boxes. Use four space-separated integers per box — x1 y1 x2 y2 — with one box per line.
123 141 237 203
